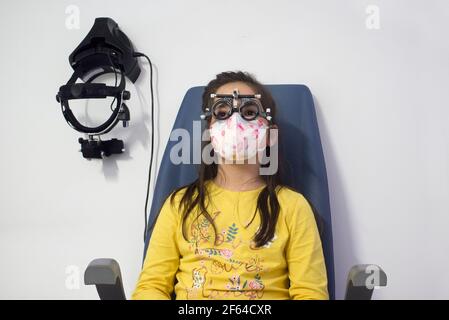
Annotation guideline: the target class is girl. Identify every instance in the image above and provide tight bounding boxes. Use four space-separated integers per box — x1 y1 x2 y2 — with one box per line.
132 71 329 300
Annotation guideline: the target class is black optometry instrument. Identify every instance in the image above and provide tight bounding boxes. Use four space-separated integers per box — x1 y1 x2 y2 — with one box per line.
200 88 272 123
56 17 141 159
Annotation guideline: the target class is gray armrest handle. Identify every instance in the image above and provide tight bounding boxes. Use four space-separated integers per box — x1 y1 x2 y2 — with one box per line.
345 264 387 300
84 258 126 300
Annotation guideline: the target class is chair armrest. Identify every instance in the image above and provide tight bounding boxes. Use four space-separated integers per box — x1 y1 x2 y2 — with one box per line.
344 264 387 300
84 258 126 300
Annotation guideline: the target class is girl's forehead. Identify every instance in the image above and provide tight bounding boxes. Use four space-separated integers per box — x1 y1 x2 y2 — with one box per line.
215 82 255 95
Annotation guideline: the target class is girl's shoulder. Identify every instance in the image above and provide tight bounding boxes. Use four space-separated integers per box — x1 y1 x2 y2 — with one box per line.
274 185 318 230
275 184 312 212
158 185 191 213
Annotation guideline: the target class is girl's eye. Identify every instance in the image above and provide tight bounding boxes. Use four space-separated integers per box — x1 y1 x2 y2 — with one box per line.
217 111 227 118
241 104 259 119
243 111 255 118
214 104 231 119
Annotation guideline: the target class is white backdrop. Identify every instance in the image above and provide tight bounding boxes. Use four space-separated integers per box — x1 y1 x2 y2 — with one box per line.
1 0 448 299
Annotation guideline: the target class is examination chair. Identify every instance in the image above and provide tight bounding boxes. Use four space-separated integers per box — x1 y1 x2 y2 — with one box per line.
84 84 387 300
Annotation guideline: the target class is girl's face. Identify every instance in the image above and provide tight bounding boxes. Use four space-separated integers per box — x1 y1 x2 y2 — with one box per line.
209 81 270 128
208 81 278 159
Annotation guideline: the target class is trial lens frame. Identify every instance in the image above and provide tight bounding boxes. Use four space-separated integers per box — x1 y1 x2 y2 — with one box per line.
200 88 272 123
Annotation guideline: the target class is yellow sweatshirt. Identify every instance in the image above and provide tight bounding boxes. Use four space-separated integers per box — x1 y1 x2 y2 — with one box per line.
132 179 329 300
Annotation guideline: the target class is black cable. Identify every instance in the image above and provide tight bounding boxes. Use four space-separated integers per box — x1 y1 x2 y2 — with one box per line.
133 52 155 243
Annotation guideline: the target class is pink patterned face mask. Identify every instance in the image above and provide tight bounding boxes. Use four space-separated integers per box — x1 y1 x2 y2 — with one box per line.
209 113 269 161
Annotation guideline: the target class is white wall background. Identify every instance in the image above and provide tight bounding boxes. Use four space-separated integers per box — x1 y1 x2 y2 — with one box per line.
1 0 448 299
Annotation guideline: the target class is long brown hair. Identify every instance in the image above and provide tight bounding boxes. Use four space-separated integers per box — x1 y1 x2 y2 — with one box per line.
157 71 297 248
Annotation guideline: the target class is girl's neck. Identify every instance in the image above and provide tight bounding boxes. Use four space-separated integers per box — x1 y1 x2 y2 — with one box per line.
213 162 265 191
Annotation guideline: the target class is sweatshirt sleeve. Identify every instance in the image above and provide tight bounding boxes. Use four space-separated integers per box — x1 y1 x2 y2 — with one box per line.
131 194 180 300
286 194 329 300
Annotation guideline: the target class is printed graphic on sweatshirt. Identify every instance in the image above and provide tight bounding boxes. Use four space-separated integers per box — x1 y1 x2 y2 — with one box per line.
185 210 277 299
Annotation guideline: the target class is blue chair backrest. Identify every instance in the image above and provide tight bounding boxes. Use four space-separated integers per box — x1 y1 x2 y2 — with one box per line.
143 84 335 299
